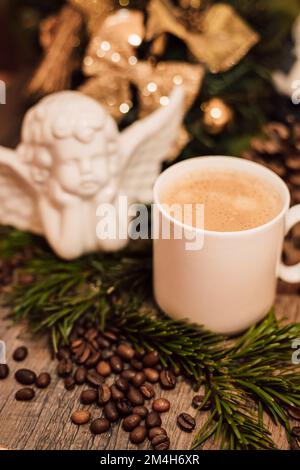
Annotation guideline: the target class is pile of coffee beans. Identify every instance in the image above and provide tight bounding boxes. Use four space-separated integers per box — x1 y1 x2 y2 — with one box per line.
1 326 300 450
0 322 202 450
0 345 52 401
54 323 185 449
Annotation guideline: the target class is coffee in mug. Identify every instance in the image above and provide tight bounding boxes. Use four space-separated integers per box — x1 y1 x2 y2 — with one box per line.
160 168 282 232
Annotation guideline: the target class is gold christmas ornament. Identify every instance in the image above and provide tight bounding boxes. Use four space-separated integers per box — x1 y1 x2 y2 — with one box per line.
80 8 204 150
202 98 233 134
146 0 259 73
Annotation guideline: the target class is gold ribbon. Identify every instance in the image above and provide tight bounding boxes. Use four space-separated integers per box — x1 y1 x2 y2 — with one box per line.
146 0 259 73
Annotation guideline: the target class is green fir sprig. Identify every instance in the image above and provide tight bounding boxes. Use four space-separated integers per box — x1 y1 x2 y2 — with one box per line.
1 227 300 450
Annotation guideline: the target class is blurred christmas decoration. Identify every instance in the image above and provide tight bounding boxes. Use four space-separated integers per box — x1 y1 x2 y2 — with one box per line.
146 0 259 73
242 118 300 204
201 97 233 134
71 0 115 35
79 8 204 156
273 13 300 97
28 4 83 95
242 115 300 294
80 9 203 118
27 0 259 160
176 0 210 33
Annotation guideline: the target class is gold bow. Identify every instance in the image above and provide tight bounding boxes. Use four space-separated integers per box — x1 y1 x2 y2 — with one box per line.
146 0 259 73
79 8 204 157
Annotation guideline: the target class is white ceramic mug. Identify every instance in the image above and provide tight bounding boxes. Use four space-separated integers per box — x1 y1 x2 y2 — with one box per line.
153 156 300 335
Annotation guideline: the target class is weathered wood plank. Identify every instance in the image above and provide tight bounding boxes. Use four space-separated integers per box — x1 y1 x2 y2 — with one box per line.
0 295 299 450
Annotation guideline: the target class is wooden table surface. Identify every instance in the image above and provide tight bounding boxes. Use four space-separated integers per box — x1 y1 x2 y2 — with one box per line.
0 294 299 451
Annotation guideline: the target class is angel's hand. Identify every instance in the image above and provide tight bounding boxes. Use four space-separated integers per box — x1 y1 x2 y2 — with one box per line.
47 179 80 207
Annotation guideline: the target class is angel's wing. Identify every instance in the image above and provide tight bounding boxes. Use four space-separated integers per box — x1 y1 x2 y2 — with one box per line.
0 147 42 234
272 15 300 96
119 86 185 203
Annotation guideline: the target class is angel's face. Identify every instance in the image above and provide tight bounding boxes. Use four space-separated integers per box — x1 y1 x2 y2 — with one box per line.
51 132 111 198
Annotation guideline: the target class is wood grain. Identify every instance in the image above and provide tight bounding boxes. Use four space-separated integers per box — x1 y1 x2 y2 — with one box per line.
0 295 299 450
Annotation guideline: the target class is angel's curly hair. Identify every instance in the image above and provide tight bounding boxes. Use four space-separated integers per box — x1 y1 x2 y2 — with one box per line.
17 91 119 182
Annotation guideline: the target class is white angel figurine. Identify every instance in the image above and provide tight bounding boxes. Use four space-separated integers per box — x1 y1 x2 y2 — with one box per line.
0 88 184 259
273 14 300 98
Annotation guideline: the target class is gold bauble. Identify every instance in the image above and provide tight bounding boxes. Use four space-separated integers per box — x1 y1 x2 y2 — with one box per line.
202 98 233 134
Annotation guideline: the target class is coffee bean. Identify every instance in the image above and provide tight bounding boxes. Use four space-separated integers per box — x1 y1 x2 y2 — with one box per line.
0 364 9 379
56 347 70 361
140 383 155 400
131 372 146 387
177 413 196 432
90 418 110 435
159 370 176 390
84 328 98 343
81 389 97 405
122 413 141 431
57 359 73 377
143 351 160 367
64 376 76 391
15 387 35 401
127 386 144 406
121 369 136 381
101 348 114 360
77 346 92 365
146 411 162 428
73 343 86 360
110 355 124 373
103 330 118 343
110 384 125 401
13 346 28 362
291 437 300 450
15 368 36 385
192 394 211 410
288 406 300 421
86 370 104 388
97 336 111 349
96 360 111 377
148 427 167 440
116 399 132 417
131 359 143 371
104 401 119 422
132 406 148 418
35 372 51 389
115 377 129 392
71 339 84 352
144 368 159 383
117 343 135 361
71 410 91 425
98 384 111 405
151 433 170 450
130 425 147 444
152 398 170 412
292 427 300 438
74 367 87 385
85 351 101 368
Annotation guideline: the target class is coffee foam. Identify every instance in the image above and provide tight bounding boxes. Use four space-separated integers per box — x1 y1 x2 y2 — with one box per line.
160 168 282 232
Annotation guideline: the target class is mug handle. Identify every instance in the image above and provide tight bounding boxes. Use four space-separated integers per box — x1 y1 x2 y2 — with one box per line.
278 205 300 283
